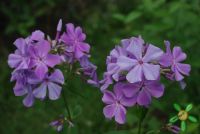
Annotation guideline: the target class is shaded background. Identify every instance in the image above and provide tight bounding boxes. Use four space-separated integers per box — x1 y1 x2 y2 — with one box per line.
0 0 200 133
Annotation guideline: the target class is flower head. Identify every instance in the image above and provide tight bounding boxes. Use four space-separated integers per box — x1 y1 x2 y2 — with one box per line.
117 36 163 83
121 79 164 106
61 23 90 59
8 38 31 70
29 69 64 100
165 124 180 134
102 83 135 124
29 39 61 79
169 103 198 132
11 69 35 107
160 41 191 81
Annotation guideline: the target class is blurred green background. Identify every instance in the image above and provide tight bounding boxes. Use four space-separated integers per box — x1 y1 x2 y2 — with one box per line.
0 0 200 133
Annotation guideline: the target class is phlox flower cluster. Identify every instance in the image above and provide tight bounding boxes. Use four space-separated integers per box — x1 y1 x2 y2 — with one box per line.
100 36 191 124
8 19 99 107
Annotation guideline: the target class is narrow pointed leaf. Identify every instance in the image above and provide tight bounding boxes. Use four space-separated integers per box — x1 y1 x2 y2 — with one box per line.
188 115 198 122
173 103 181 111
181 121 186 131
185 104 193 112
169 116 178 123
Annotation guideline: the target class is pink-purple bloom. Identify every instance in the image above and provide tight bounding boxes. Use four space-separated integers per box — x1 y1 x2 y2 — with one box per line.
117 36 163 83
30 69 64 100
160 41 191 81
102 83 135 124
8 19 98 107
8 38 31 70
100 36 190 124
121 79 164 106
61 23 90 59
29 39 61 79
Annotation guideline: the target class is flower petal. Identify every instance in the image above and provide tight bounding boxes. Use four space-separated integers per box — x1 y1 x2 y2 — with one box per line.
8 54 23 68
78 42 90 53
33 83 47 99
169 116 179 123
137 89 151 106
35 63 48 79
113 83 124 100
143 44 163 62
145 81 164 98
126 65 142 83
114 105 126 124
102 91 115 104
176 63 191 76
48 69 64 84
127 39 143 59
174 67 184 81
33 40 50 57
143 63 160 81
121 83 141 98
103 104 116 119
173 46 187 62
48 82 62 100
188 115 197 123
75 26 86 41
173 103 181 111
14 38 27 54
120 96 137 107
159 53 172 67
23 91 35 107
45 54 61 67
181 121 186 131
117 56 137 70
185 104 193 112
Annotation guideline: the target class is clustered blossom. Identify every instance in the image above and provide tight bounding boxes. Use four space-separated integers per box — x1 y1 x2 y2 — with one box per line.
8 19 99 107
100 36 191 124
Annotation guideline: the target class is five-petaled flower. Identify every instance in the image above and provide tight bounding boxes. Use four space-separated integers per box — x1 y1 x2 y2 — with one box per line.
61 23 90 59
117 36 163 83
169 103 198 132
160 41 191 81
102 83 136 124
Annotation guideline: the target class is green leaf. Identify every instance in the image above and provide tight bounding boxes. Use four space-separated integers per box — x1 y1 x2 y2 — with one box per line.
169 116 178 123
181 121 186 131
188 115 198 123
112 14 125 22
185 104 193 112
71 105 82 119
173 103 181 111
124 11 141 23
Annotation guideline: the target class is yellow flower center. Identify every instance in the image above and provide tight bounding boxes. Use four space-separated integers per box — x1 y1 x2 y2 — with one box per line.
178 110 188 121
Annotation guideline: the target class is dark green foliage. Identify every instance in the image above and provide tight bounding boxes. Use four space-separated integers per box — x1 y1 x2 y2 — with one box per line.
0 0 200 133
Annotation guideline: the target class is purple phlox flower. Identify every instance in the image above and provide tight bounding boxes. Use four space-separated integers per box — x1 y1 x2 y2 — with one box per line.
61 23 90 59
11 69 36 107
29 30 45 42
55 19 62 40
106 44 127 81
160 41 191 81
50 116 65 132
8 38 31 70
102 83 136 124
79 56 99 87
117 36 163 83
121 79 164 106
100 73 113 92
166 124 180 134
29 39 61 79
30 69 64 100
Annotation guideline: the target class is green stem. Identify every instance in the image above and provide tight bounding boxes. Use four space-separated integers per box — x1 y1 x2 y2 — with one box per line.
137 107 148 134
62 88 72 121
137 120 142 134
